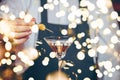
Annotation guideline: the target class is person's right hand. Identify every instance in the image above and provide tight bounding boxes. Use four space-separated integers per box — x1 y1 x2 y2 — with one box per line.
10 18 34 45
0 18 35 45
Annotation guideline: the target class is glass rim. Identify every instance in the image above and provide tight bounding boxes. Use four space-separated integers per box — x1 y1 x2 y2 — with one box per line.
44 36 69 40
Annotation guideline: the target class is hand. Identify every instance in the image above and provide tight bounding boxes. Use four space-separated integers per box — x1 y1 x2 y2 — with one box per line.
0 18 35 45
11 18 33 45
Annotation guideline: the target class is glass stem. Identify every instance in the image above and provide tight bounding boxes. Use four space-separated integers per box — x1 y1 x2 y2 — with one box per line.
58 60 63 70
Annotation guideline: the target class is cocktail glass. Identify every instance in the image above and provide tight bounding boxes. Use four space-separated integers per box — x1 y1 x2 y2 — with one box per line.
44 36 74 70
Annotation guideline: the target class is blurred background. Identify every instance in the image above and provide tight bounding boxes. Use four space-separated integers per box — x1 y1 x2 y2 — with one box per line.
0 0 120 80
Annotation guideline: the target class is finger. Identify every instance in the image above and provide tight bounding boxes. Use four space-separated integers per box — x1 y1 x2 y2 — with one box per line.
15 18 35 26
13 31 32 39
12 37 29 45
13 25 31 32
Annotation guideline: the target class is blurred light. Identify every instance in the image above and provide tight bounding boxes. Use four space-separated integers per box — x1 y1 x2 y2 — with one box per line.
103 28 111 35
77 33 82 39
13 65 23 73
111 36 119 44
63 67 69 70
31 24 39 33
100 7 108 14
77 69 82 74
0 5 6 11
91 37 99 44
44 3 49 9
80 0 87 7
113 51 119 57
28 77 34 80
26 48 39 60
38 51 41 56
89 66 95 71
61 29 68 35
42 57 49 66
115 65 120 70
1 59 6 64
88 15 93 21
81 32 85 37
69 22 77 28
42 59 49 66
49 52 56 58
48 4 54 10
75 9 81 17
9 14 16 20
55 40 61 46
53 0 59 5
103 70 108 75
82 16 87 21
11 55 17 60
19 11 26 19
3 36 9 42
68 13 75 22
95 69 100 73
74 40 79 45
47 0 53 3
103 61 112 71
87 44 92 49
97 72 103 78
66 62 74 67
70 5 77 12
91 21 98 29
56 10 65 17
97 45 108 54
96 0 106 9
82 42 87 47
96 18 104 28
87 3 95 11
6 59 12 65
5 52 10 57
76 44 82 49
110 11 118 20
98 62 104 67
116 30 120 36
83 77 91 80
38 6 44 12
68 37 75 43
17 51 24 58
27 61 34 66
24 13 33 23
5 41 12 51
63 2 69 7
108 73 113 77
10 32 15 39
0 78 2 80
88 49 96 57
117 16 120 22
111 23 117 28
111 68 115 72
82 9 89 17
4 6 9 13
77 51 85 60
44 57 50 62
60 0 67 4
75 18 81 24
106 0 112 8
86 38 91 44
109 44 114 49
